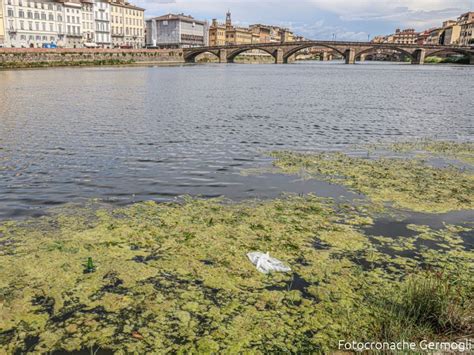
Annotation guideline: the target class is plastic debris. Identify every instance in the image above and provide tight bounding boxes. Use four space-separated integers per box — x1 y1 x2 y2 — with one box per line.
247 252 291 274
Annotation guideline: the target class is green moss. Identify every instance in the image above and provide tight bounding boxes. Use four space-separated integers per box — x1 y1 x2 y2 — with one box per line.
270 150 473 213
0 142 472 352
388 140 474 166
0 59 136 69
0 194 472 353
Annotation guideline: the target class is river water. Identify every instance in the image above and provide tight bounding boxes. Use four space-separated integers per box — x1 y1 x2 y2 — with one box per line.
0 61 473 219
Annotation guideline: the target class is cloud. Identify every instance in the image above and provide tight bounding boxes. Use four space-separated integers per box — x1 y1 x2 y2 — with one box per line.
135 0 472 39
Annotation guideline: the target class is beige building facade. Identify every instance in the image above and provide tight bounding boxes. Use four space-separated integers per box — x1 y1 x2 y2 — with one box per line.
110 0 144 48
442 24 461 45
209 12 295 46
0 0 5 46
0 0 5 45
81 0 94 44
458 12 474 46
209 18 225 46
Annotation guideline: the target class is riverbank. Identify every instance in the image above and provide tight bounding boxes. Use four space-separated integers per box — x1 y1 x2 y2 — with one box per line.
0 141 472 353
0 48 185 69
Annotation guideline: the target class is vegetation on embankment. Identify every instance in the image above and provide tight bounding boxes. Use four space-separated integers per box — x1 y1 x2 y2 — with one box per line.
0 59 136 69
0 49 185 69
424 56 470 64
0 141 472 353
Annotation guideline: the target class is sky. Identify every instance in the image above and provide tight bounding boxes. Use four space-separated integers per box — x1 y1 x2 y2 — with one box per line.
134 0 473 40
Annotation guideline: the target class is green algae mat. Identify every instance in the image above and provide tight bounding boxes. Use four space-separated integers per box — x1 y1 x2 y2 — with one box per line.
0 141 473 353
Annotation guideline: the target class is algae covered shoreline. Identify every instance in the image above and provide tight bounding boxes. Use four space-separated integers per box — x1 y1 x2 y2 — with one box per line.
0 141 473 353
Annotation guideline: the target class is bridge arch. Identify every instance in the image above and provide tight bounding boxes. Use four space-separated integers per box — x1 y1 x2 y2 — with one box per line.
184 49 220 63
355 46 415 61
283 43 346 63
226 47 276 63
425 48 472 58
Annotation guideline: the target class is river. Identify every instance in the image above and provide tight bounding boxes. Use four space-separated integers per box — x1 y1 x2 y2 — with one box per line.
0 61 472 219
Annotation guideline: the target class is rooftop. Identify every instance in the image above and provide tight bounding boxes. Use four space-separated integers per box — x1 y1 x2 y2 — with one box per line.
148 13 206 24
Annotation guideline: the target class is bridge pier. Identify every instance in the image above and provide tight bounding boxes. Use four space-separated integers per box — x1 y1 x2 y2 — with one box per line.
219 49 227 63
345 48 356 64
276 48 284 64
321 52 328 61
359 54 366 62
412 49 425 65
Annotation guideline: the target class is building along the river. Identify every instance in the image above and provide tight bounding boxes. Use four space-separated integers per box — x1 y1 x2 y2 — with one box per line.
208 18 225 46
0 0 5 45
1 0 144 48
209 12 295 46
63 0 82 48
3 0 66 48
458 12 474 46
81 0 94 45
110 0 144 48
442 20 461 45
93 0 111 46
146 13 208 48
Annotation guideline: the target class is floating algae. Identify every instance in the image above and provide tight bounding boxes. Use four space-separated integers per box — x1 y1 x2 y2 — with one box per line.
270 149 473 213
1 142 473 352
389 140 474 166
0 195 472 353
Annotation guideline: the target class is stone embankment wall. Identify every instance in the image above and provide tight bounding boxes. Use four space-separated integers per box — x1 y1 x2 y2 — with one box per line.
0 48 185 69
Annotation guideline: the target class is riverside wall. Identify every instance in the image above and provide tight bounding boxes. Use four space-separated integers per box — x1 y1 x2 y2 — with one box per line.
0 48 185 69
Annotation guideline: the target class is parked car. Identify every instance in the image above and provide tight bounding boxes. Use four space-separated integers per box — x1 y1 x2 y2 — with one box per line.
42 43 57 49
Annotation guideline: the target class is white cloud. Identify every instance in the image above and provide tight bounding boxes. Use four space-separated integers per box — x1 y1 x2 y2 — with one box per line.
308 0 469 16
135 0 472 39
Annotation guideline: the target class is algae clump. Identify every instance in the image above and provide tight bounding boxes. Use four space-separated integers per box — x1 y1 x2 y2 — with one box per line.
0 194 472 353
270 150 473 213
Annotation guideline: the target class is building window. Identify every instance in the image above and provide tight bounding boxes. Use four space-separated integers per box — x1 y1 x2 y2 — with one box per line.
7 8 14 17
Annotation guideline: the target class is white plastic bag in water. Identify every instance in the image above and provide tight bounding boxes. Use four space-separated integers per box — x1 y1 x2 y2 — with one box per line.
247 251 291 274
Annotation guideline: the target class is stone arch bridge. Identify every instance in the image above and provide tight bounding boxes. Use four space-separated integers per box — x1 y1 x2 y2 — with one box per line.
183 41 474 65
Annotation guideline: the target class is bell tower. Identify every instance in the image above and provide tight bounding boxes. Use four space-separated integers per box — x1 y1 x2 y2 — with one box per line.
225 10 232 28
